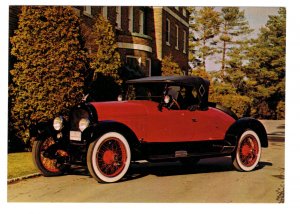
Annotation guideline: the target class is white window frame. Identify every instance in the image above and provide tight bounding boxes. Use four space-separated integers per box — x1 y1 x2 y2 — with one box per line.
128 7 133 32
183 8 187 17
83 6 92 17
116 6 122 29
166 18 170 46
175 25 179 50
183 30 187 54
102 6 107 19
139 10 145 34
146 58 152 76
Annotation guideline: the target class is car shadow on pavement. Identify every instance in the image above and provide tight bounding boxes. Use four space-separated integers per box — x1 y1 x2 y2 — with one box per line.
65 157 273 183
125 156 272 181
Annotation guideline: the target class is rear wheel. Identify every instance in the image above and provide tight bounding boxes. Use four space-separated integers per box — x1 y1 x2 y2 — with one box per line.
32 137 69 176
87 132 131 183
232 130 261 171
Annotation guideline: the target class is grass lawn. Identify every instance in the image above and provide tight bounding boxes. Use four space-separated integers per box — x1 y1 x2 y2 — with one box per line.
8 152 39 179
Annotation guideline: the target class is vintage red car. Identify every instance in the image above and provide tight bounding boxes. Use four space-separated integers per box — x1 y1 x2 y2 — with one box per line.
32 76 268 183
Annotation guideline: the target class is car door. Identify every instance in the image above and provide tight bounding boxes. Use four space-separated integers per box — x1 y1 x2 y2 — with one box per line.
145 106 196 143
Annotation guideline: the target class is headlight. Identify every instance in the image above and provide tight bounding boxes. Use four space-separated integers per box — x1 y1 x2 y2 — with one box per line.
79 118 90 132
53 116 63 131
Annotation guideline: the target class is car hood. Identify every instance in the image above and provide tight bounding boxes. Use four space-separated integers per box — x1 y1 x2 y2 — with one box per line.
90 100 157 121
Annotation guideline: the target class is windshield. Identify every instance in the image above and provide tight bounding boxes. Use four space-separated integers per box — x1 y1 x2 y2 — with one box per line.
126 83 165 103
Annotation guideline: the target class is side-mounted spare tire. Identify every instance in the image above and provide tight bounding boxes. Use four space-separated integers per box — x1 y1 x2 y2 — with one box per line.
209 102 238 120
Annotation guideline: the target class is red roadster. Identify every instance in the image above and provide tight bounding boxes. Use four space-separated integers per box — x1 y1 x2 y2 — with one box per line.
32 76 268 183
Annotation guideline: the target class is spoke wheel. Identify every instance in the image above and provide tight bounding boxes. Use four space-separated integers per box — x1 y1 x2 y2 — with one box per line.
233 130 261 172
87 132 131 183
97 137 127 177
32 137 69 176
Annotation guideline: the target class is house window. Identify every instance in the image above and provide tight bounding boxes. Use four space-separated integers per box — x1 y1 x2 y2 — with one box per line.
126 56 151 76
128 7 133 32
139 10 145 34
166 18 170 45
183 30 187 54
116 6 121 29
175 25 179 50
102 6 107 19
83 6 92 17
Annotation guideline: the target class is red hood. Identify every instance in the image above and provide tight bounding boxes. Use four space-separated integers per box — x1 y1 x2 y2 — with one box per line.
90 100 157 121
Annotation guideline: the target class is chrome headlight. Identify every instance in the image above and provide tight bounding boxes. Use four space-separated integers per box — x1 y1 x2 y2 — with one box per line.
79 118 90 132
53 116 63 131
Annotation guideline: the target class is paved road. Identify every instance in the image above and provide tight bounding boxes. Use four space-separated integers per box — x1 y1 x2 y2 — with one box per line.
7 120 285 203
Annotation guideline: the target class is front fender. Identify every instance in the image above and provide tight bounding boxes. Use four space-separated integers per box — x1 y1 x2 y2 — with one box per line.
31 120 69 145
82 121 142 159
82 120 140 146
225 117 268 148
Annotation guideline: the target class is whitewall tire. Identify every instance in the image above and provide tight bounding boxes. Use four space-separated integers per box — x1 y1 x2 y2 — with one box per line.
87 132 131 183
233 130 261 172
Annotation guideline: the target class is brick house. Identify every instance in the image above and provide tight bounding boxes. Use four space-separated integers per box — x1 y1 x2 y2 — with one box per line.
9 6 189 76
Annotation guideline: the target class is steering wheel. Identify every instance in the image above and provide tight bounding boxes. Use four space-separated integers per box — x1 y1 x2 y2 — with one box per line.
169 98 181 110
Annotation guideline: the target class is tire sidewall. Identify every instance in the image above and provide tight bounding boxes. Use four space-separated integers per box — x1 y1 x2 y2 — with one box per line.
234 130 262 171
89 132 131 183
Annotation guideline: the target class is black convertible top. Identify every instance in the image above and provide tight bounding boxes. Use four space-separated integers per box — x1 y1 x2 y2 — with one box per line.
127 76 210 89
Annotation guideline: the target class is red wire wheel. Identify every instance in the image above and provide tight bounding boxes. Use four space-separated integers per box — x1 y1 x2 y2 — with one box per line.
239 134 259 167
40 137 61 173
233 130 261 171
87 132 131 183
32 137 69 176
96 137 127 177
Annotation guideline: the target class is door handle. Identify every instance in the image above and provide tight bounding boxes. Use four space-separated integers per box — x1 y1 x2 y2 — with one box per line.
192 118 198 122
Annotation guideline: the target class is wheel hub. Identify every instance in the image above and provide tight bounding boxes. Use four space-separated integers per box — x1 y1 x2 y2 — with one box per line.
240 135 259 167
103 150 116 165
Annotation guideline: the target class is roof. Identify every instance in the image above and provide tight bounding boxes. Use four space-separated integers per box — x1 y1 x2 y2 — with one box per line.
126 76 210 88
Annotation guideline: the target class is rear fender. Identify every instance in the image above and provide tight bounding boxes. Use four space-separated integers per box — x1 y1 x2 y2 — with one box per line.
225 118 268 148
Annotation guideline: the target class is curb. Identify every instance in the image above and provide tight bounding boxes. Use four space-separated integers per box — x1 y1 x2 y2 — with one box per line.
7 172 41 184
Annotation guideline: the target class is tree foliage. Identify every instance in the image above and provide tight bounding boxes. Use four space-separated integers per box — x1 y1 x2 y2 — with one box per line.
89 14 121 83
218 7 253 75
245 7 286 119
161 54 182 76
195 7 221 71
9 6 87 142
188 7 285 119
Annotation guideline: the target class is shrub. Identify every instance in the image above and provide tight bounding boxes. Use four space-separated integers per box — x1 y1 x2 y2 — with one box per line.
9 6 87 145
213 94 251 118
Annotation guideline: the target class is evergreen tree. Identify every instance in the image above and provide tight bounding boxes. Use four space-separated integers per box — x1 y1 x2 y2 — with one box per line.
218 7 253 75
89 15 121 83
161 54 182 76
196 7 221 72
10 6 87 144
187 6 201 69
245 8 286 119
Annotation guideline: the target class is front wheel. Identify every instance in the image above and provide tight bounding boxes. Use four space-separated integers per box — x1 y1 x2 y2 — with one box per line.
32 137 69 176
232 130 262 171
87 132 131 183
